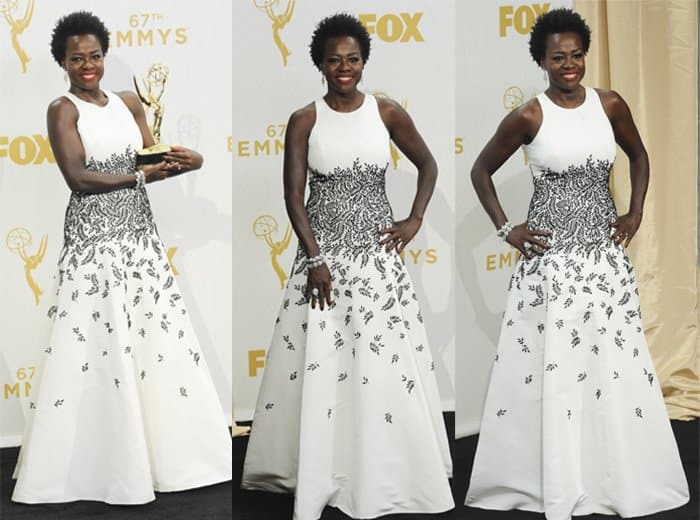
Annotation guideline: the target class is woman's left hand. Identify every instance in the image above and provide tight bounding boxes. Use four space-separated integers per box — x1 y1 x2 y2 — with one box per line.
610 212 642 247
164 145 203 174
380 216 422 254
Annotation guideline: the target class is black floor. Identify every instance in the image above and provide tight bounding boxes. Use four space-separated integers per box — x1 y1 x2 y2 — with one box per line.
235 414 698 520
0 442 233 520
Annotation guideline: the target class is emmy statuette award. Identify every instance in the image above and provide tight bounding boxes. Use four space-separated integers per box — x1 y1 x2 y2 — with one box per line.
134 63 172 165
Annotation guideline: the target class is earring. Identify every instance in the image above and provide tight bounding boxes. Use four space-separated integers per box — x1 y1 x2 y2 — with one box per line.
542 68 548 84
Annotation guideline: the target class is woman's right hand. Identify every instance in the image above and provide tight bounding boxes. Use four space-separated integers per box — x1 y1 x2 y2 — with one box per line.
305 262 333 310
506 221 551 259
142 161 169 184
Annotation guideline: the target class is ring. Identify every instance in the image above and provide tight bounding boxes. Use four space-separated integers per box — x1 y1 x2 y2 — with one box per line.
311 288 319 297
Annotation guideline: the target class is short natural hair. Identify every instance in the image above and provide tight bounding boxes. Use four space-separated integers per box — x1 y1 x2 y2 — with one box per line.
528 8 591 65
50 11 109 65
309 13 371 69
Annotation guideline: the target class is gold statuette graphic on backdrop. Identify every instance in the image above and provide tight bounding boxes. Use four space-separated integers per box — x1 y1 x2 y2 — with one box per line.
503 86 528 165
134 63 172 163
373 92 407 170
6 227 46 305
253 215 292 289
167 246 180 276
503 86 524 111
1 0 34 73
253 0 295 67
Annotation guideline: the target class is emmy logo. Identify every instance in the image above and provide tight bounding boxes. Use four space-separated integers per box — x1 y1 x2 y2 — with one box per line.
167 247 179 276
177 114 202 150
503 86 524 111
6 227 46 305
253 215 292 289
254 0 295 67
1 0 34 73
134 63 169 143
503 86 528 164
373 92 407 169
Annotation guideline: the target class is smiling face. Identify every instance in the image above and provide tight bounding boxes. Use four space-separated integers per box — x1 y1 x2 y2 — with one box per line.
541 31 585 92
320 36 364 94
62 34 104 92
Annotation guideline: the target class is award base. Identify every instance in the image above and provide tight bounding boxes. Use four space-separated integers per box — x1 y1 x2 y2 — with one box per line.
136 144 171 166
233 424 251 437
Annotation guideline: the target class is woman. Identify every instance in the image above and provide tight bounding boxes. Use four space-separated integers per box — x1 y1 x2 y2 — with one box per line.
242 13 453 520
12 11 231 504
465 8 688 519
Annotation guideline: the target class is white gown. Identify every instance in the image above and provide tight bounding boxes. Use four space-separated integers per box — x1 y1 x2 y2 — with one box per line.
465 87 689 519
12 90 232 504
241 94 454 520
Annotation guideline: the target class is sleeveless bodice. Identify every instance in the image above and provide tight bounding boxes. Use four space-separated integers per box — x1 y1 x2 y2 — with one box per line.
305 94 393 261
65 91 143 173
523 87 617 257
61 91 153 254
